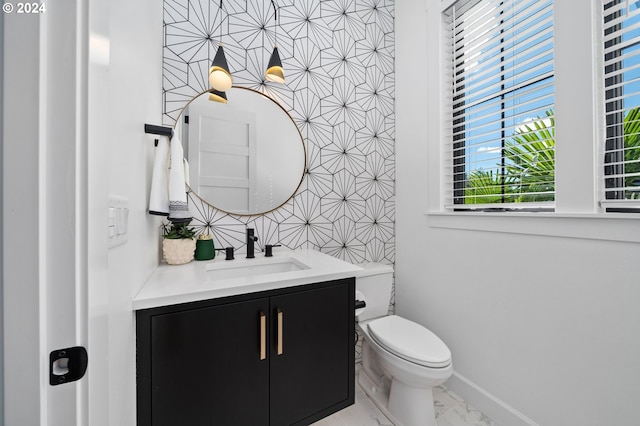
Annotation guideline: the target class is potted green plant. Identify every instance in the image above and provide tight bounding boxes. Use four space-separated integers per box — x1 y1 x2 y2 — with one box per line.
162 222 197 265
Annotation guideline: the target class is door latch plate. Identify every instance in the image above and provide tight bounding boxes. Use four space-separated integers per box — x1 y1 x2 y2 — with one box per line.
49 346 88 386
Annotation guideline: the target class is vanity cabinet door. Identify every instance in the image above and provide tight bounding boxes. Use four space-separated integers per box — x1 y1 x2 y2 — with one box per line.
141 297 270 426
269 280 355 426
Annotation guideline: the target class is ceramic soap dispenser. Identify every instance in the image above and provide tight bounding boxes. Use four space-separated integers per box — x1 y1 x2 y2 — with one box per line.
194 234 215 260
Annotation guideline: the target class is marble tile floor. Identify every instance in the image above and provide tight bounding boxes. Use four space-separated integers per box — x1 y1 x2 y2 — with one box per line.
312 382 499 426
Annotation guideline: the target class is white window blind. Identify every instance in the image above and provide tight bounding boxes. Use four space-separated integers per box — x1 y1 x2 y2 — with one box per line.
603 0 640 211
443 0 555 211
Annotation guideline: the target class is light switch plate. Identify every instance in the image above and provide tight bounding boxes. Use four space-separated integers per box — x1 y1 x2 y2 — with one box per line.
108 195 129 248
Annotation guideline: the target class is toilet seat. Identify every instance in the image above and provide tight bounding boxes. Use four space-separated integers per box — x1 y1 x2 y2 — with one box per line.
367 315 451 368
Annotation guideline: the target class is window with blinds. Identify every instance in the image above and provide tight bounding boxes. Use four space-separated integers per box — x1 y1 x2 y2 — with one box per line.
603 0 640 211
443 0 555 211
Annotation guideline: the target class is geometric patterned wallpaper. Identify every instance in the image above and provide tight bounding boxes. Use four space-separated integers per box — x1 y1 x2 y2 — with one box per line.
162 0 395 269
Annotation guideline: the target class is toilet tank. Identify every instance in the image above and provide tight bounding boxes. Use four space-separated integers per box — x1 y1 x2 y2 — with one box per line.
356 263 394 322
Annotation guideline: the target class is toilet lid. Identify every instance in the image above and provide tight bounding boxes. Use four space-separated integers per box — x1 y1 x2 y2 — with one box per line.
367 315 451 368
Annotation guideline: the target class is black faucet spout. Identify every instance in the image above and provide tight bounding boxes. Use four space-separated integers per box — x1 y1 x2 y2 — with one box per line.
246 228 258 258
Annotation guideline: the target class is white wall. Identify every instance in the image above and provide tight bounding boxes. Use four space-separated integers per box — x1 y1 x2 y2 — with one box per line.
87 0 163 424
396 1 640 426
0 8 4 423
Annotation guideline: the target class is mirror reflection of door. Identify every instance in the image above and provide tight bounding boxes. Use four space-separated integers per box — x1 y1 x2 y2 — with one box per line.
174 87 306 216
185 99 257 214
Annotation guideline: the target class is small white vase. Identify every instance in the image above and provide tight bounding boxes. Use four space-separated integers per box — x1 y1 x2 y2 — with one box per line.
162 238 196 265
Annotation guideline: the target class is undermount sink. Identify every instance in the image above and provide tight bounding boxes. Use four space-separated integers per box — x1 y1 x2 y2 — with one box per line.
206 257 311 281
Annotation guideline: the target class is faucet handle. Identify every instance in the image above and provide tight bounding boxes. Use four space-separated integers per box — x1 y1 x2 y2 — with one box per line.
215 247 234 260
246 228 258 242
264 244 282 257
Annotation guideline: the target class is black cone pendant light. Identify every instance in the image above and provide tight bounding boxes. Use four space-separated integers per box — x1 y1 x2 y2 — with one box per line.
209 44 232 92
209 0 232 94
266 0 285 83
266 45 285 83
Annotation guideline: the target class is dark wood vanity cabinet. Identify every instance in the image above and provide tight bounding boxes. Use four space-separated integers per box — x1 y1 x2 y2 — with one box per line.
136 278 355 426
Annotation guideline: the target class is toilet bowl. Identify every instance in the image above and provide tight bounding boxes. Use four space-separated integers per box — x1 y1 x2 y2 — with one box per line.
356 263 453 426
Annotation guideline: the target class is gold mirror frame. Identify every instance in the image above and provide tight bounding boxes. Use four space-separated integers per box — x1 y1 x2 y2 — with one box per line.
174 86 307 216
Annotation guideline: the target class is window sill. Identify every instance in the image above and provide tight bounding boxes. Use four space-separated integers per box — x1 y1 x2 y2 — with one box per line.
426 211 640 243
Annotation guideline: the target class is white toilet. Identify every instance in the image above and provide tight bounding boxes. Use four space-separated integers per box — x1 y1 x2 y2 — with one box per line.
356 263 453 426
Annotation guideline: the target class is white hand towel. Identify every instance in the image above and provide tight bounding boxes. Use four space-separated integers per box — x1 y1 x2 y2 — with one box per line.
183 158 190 187
148 136 170 216
168 135 192 223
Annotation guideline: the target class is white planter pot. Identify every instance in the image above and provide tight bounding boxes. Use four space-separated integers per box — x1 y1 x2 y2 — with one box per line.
162 238 196 265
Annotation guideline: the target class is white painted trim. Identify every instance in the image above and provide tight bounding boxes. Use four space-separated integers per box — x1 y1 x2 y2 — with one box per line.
38 8 48 424
446 371 540 426
440 0 457 13
427 211 640 243
0 7 5 424
3 11 43 426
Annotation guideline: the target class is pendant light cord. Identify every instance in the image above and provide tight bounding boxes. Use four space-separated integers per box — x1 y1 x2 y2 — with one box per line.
270 0 278 46
219 0 224 46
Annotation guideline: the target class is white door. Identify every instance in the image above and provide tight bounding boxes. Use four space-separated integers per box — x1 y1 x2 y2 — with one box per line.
187 99 258 213
3 5 88 425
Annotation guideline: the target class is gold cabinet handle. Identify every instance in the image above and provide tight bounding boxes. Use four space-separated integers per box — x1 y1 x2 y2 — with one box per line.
260 311 266 361
277 308 283 355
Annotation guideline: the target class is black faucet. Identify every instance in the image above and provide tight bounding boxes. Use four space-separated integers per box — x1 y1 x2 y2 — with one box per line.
264 244 282 257
246 228 258 258
215 247 235 260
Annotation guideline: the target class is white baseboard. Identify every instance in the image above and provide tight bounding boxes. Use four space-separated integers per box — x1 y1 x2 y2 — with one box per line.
445 371 540 426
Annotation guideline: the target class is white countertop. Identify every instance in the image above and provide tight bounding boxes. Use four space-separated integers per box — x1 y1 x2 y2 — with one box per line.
133 248 363 310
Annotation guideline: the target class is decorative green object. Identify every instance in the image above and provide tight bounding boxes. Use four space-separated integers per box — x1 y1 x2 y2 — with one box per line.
162 222 196 239
195 234 215 261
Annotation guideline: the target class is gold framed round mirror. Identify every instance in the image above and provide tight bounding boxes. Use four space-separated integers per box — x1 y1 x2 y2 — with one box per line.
174 86 306 216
